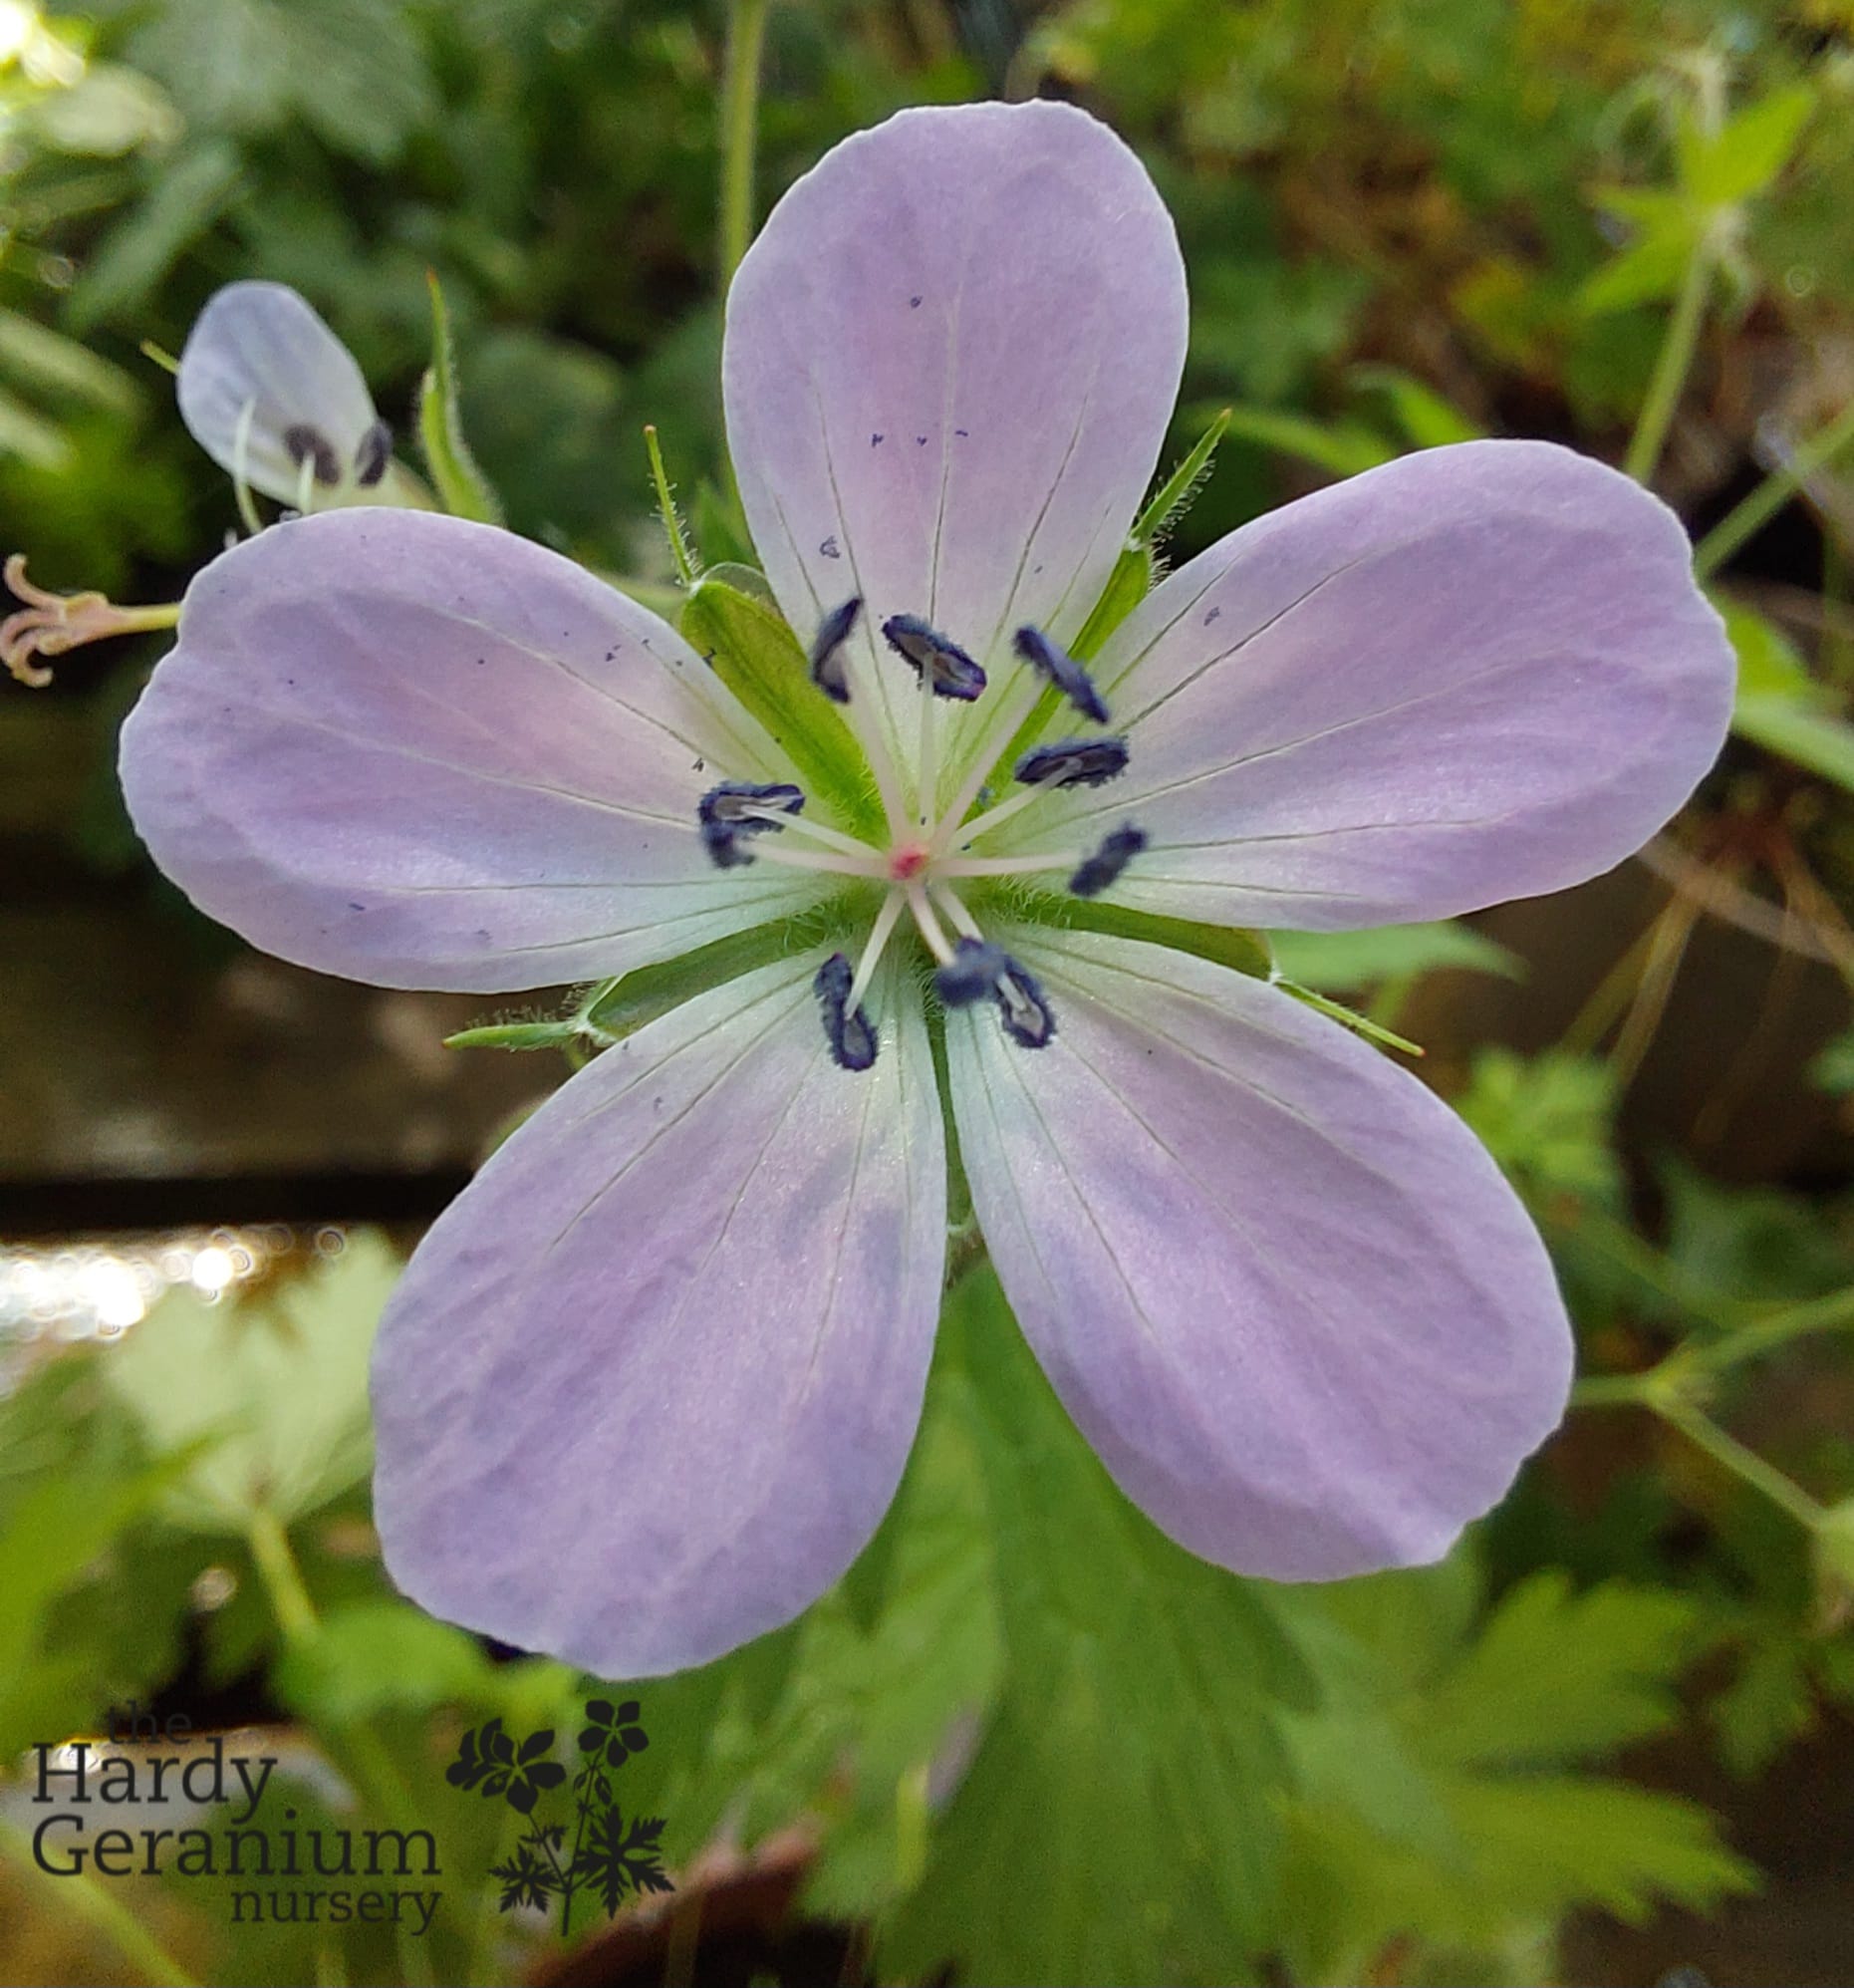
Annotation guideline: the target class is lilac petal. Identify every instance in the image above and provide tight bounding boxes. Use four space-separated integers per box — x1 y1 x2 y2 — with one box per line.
176 281 381 505
723 101 1186 753
946 926 1573 1579
1018 441 1733 929
373 954 946 1677
120 509 823 993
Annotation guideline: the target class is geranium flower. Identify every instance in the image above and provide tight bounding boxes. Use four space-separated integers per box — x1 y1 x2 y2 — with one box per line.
119 103 1732 1678
175 280 400 510
579 1698 650 1768
446 1717 568 1814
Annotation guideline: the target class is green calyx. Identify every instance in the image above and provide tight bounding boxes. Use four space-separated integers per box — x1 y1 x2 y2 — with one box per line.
678 564 881 835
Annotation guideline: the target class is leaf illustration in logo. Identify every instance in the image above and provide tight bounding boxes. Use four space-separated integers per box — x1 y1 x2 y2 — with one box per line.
489 1842 560 1913
572 1807 672 1919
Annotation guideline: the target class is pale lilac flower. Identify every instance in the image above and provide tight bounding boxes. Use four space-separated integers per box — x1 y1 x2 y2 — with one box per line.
119 103 1733 1677
176 280 398 510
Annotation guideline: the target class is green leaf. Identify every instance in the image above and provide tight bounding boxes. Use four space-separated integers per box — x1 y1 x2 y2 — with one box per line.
68 141 242 332
418 272 503 525
127 0 435 165
1724 598 1854 791
1456 1046 1624 1207
275 1599 496 1722
1711 1636 1814 1778
1431 1774 1754 1927
0 308 140 417
1809 1025 1854 1096
678 569 874 823
1416 1571 1697 1770
886 1271 1314 1984
1679 86 1813 209
1348 364 1485 447
1269 920 1523 992
1577 223 1700 315
102 1232 400 1531
0 388 71 470
1273 1559 1747 1979
1219 403 1397 476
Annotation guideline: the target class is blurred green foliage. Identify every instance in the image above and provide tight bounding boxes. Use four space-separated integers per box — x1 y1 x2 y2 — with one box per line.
3 0 1854 1984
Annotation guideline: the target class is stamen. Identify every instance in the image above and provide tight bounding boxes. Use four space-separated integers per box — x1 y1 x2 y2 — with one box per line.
230 398 264 537
903 879 955 964
697 779 804 869
882 613 986 702
699 779 804 828
284 423 343 487
815 952 878 1071
933 937 1011 1005
994 961 1057 1047
1013 625 1109 723
930 883 983 941
809 597 861 704
1015 736 1130 789
932 938 1056 1048
937 730 1133 852
933 851 1077 878
744 810 880 859
845 886 907 1011
1069 824 1148 897
915 622 936 825
353 421 394 487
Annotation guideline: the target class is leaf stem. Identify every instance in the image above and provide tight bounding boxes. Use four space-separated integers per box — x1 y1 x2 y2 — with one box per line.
1662 1402 1827 1531
1695 397 1854 578
717 0 771 292
1624 234 1715 486
244 1508 436 1988
0 1814 201 1987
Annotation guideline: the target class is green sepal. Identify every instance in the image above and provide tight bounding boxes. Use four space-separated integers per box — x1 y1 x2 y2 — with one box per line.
418 271 503 525
443 1016 596 1053
678 567 875 828
1276 979 1425 1057
1066 407 1232 667
1067 541 1152 663
1005 892 1273 982
1132 404 1232 548
583 920 815 1036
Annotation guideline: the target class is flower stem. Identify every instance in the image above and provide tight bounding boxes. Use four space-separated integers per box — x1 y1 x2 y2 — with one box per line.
717 0 771 292
245 1507 436 1988
1624 236 1715 486
1694 396 1854 578
1662 1402 1827 1531
0 1814 200 1987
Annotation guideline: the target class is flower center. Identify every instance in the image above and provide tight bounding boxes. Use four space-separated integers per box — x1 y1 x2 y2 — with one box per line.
694 601 1148 1070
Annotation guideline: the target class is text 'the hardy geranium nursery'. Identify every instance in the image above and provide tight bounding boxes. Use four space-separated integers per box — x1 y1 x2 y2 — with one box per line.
118 102 1735 1677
